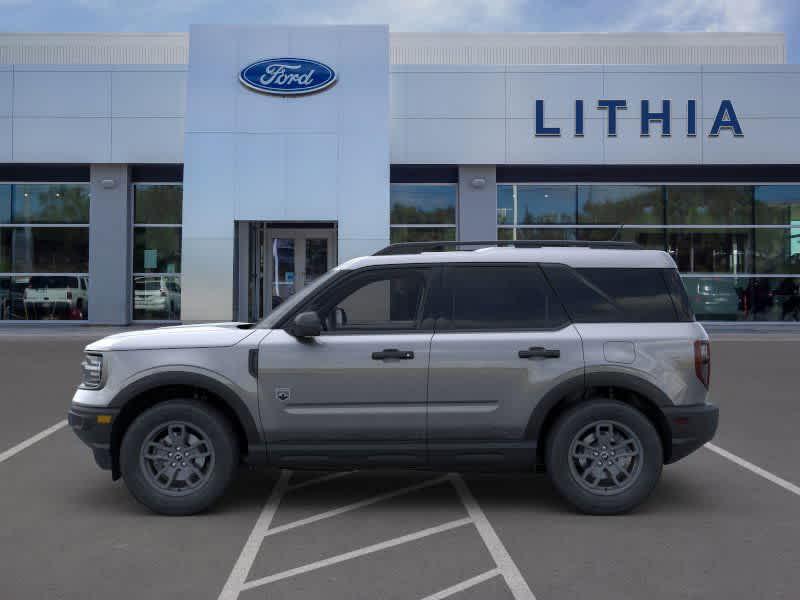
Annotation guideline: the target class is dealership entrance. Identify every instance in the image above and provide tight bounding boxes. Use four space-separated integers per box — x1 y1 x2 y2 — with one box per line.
243 223 337 322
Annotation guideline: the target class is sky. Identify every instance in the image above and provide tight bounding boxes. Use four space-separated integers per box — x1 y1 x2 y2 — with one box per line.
0 0 797 62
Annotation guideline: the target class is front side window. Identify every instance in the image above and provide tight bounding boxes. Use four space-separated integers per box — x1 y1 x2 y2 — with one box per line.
442 265 567 330
132 184 182 320
311 268 430 332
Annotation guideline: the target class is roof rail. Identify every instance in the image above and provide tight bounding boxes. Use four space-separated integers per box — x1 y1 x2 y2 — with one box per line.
373 239 640 256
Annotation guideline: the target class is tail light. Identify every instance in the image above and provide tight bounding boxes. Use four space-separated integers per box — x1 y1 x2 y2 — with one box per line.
694 340 711 388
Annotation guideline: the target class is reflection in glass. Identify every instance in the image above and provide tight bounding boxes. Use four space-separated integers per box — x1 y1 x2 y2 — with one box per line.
755 228 800 274
666 186 752 225
516 185 576 224
497 185 514 225
390 184 456 225
4 184 90 224
578 228 665 249
133 227 181 273
668 229 753 273
755 185 800 225
134 185 183 225
578 185 662 225
272 238 295 308
305 238 328 284
0 275 88 320
390 227 456 243
682 276 800 321
515 228 577 241
133 275 181 320
1 227 89 273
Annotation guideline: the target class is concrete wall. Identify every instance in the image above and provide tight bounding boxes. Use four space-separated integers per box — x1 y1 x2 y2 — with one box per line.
390 64 800 165
181 25 390 321
88 164 130 324
0 64 185 163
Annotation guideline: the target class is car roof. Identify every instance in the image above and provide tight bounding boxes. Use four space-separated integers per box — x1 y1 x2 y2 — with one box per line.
339 246 677 270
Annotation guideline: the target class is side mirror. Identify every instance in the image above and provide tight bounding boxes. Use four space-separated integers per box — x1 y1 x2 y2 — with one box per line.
290 311 322 338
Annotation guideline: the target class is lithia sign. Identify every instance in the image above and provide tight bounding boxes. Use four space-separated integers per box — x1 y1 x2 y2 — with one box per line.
535 99 743 138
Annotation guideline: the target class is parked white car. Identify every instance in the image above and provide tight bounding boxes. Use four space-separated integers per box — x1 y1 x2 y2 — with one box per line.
23 275 88 319
133 275 181 320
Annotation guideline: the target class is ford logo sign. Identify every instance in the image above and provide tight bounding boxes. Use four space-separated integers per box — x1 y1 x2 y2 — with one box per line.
239 58 337 96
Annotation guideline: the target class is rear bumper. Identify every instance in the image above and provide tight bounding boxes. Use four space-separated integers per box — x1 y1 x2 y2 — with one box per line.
663 403 719 464
68 405 119 472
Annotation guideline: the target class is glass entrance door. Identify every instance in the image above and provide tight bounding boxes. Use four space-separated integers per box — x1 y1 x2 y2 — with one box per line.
247 225 336 321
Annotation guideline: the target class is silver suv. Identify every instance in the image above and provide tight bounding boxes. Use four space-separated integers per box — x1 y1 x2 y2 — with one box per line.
68 241 718 516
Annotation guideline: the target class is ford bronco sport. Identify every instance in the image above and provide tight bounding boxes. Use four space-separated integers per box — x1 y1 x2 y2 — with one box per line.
68 240 718 515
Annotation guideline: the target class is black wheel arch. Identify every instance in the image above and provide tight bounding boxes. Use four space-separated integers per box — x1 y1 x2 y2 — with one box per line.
108 371 266 480
527 371 674 465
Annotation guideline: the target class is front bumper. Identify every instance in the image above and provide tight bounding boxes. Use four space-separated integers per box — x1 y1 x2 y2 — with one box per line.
663 403 719 463
68 405 120 472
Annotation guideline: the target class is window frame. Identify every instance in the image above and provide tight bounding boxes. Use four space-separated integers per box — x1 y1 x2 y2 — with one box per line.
277 264 437 335
130 182 183 322
0 181 90 322
436 262 571 333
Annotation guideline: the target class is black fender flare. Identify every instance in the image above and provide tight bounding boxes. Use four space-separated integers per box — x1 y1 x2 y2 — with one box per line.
524 370 673 442
110 371 267 465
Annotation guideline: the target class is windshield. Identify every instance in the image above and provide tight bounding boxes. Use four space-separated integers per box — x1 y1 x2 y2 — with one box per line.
257 268 340 329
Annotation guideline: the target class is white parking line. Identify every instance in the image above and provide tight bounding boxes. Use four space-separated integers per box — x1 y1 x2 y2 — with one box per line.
262 474 450 539
0 420 67 464
286 470 356 493
450 474 537 600
705 443 800 497
240 518 472 591
418 568 501 600
218 469 291 600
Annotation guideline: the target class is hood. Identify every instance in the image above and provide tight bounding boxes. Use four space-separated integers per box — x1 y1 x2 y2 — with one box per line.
86 322 257 352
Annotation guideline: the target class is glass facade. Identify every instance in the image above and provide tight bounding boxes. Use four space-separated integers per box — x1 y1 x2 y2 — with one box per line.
132 184 182 320
0 184 90 320
390 184 457 243
498 184 800 321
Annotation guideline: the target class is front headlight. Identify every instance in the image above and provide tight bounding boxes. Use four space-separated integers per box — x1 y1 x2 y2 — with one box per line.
80 353 103 389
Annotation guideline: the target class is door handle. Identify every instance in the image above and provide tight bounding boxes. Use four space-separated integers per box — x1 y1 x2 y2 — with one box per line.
518 346 560 359
372 348 415 360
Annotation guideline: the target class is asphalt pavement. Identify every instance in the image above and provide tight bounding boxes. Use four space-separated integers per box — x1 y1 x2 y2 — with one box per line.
0 328 798 599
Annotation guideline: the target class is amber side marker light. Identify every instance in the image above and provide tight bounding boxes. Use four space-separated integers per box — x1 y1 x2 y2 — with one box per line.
694 339 711 388
96 415 113 425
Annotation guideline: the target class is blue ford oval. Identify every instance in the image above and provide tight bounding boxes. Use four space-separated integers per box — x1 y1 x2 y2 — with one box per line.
239 58 337 96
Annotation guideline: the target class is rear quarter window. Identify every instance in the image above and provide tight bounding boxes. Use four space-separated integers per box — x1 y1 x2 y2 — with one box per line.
542 265 691 323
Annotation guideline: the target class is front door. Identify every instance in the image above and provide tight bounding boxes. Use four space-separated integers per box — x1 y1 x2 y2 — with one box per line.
426 264 584 468
258 265 434 467
247 225 336 321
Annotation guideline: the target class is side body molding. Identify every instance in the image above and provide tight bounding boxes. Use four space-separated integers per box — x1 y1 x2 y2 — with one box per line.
109 370 267 465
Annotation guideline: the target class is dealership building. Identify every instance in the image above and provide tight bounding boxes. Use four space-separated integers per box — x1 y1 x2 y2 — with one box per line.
0 27 799 324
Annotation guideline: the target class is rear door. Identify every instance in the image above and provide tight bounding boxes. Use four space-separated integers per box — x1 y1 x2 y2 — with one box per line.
426 264 584 467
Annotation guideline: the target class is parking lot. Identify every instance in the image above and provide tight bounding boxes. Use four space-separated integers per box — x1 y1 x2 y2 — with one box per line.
1 328 799 600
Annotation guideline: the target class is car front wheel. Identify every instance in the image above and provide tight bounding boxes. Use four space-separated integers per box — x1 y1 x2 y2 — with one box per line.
545 400 663 515
120 400 239 515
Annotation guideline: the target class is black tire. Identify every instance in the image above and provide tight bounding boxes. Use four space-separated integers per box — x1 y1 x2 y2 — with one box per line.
120 399 239 516
545 400 663 515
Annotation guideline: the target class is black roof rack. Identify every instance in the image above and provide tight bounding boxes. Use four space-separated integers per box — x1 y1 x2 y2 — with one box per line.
373 240 641 256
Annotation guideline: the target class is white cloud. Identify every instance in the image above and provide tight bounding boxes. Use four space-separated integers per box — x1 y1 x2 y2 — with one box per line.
280 0 524 31
622 0 780 32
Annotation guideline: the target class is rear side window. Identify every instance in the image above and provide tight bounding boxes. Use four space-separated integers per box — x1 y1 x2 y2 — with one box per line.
542 265 690 323
442 265 568 330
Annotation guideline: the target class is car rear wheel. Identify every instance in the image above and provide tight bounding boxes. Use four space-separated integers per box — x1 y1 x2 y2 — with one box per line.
120 400 238 515
545 400 663 515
